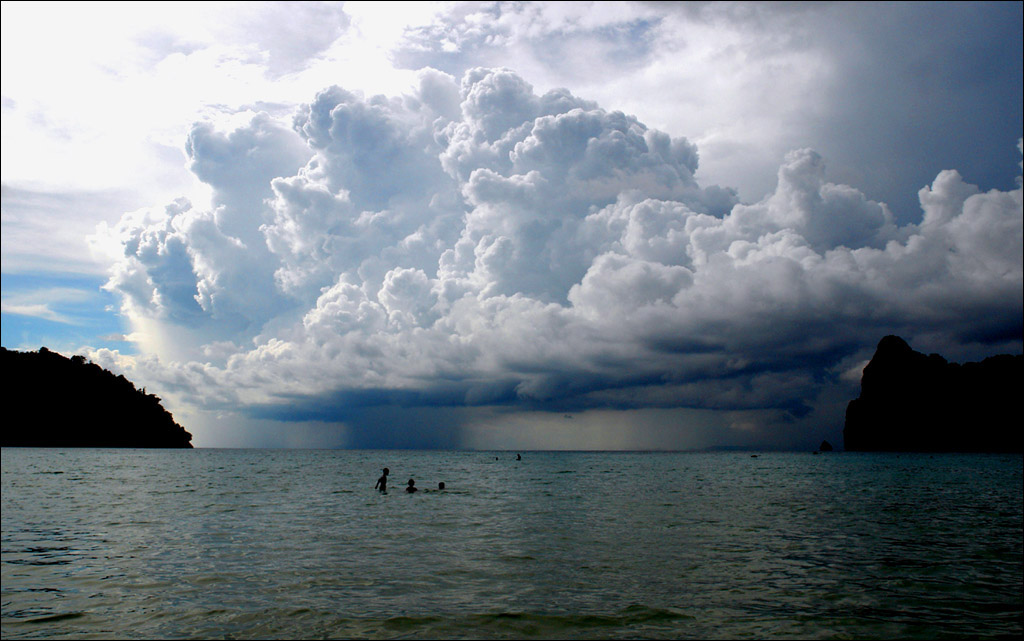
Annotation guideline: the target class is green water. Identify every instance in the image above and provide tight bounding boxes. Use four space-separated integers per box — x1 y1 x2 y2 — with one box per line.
2 449 1021 639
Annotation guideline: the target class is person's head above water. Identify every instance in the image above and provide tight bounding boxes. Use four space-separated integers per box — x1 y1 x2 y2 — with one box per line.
408 478 415 486
438 482 445 490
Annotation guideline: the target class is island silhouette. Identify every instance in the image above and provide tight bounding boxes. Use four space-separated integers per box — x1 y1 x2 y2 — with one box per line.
1 347 192 448
844 336 1022 452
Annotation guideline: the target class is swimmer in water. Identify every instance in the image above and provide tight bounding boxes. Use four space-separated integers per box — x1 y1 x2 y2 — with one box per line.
375 467 389 492
406 478 418 493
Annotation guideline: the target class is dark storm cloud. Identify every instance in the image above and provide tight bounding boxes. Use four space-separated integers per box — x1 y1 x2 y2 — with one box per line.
800 1 1024 222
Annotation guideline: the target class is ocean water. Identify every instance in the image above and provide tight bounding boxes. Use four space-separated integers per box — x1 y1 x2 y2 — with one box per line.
1 448 1021 640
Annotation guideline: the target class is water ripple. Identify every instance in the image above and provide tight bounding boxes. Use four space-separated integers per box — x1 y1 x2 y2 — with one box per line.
2 449 1021 640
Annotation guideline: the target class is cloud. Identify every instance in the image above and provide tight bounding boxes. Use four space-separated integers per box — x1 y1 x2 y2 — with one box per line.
1 303 73 324
89 67 1023 447
0 287 102 324
1 186 144 274
393 2 1023 222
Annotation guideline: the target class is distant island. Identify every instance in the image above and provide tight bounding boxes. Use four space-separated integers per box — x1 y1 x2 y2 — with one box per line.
1 347 192 448
844 336 1022 452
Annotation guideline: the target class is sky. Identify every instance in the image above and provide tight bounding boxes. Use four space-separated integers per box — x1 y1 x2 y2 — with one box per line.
2 1 1021 449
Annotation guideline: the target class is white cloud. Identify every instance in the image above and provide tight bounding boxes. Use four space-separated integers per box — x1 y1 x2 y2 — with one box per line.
87 67 1022 448
1 303 72 324
3 3 1020 448
1 2 436 272
1 287 100 324
393 2 1023 219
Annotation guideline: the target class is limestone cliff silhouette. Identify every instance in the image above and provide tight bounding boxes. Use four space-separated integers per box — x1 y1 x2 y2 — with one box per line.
1 347 192 448
844 336 1022 452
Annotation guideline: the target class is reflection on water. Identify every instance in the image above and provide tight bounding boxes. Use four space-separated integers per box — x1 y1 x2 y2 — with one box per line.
2 448 1021 639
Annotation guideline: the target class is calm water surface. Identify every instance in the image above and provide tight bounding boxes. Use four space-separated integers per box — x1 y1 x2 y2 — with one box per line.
2 449 1021 639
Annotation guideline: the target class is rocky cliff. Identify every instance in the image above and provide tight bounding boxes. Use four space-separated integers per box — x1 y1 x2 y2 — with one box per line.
843 336 1022 452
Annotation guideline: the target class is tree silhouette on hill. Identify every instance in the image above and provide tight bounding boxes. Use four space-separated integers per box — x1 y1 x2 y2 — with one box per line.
1 347 193 448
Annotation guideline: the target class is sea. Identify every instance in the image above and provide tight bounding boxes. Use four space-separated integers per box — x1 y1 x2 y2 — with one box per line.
1 448 1021 640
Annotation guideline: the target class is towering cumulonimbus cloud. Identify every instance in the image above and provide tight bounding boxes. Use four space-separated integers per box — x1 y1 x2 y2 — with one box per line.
90 68 1023 441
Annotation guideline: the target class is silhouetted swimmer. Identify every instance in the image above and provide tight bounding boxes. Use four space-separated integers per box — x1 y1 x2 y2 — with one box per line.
438 482 445 490
375 467 389 492
406 478 418 493
516 453 521 461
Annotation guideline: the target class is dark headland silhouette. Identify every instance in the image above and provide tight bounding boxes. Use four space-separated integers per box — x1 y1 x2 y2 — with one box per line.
1 347 192 448
844 336 1022 452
